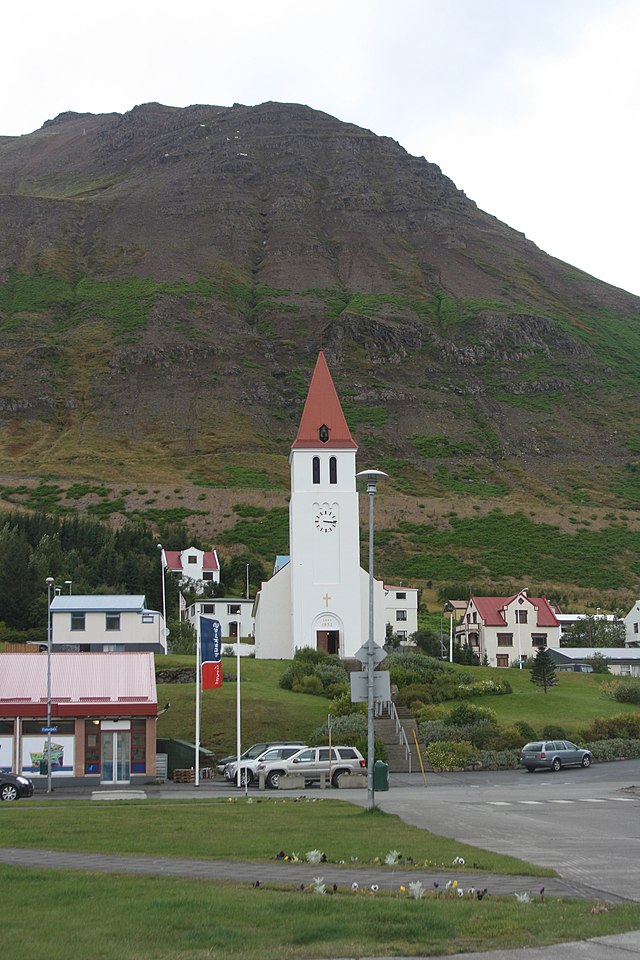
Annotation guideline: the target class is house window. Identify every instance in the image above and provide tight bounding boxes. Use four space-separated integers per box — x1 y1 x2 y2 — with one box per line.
329 456 337 484
312 456 320 484
396 592 406 600
396 631 407 640
396 610 407 621
203 571 213 581
497 633 513 647
634 623 638 634
202 603 215 614
71 613 86 632
496 654 510 668
472 612 477 623
516 610 528 624
106 613 120 632
228 604 241 615
188 555 197 564
142 615 154 624
531 634 547 647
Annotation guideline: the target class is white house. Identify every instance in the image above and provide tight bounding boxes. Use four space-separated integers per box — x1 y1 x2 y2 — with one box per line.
185 598 255 648
624 601 640 647
456 590 562 667
384 584 419 641
253 351 386 660
50 595 167 654
163 547 220 591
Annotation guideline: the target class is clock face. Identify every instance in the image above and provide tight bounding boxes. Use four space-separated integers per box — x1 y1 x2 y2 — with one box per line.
315 507 337 533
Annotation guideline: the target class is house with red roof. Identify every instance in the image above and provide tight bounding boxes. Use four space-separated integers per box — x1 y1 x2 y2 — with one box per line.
456 589 562 667
163 547 220 591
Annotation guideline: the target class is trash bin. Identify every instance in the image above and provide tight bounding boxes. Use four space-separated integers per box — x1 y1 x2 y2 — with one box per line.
373 760 389 791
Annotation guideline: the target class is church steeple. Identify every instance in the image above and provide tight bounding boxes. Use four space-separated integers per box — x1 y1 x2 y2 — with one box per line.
292 352 357 450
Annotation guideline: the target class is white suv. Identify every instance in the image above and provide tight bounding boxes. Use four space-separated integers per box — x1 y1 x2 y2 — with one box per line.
225 745 306 786
257 745 366 789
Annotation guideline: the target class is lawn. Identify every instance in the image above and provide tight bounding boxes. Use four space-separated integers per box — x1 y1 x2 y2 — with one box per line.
0 798 550 876
446 663 640 736
3 865 640 960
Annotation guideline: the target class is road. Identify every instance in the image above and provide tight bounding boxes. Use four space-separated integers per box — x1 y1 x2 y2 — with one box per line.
371 759 640 903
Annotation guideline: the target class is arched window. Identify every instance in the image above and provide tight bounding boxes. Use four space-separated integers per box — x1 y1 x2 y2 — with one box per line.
312 456 320 484
329 456 337 484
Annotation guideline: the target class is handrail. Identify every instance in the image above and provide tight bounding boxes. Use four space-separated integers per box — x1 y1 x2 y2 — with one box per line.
379 698 412 773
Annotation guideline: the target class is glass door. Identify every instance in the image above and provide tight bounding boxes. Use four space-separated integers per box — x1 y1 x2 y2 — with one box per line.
101 731 131 783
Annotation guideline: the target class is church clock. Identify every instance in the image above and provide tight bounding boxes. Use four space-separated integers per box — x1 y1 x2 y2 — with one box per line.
315 507 337 533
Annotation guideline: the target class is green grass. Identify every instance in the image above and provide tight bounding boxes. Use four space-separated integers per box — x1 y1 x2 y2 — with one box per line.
3 865 640 960
0 798 548 875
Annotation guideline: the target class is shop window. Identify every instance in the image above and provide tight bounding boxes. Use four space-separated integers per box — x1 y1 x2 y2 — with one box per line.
131 719 146 774
71 612 86 632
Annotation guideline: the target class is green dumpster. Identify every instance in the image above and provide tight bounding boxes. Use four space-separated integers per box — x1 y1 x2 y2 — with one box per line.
374 760 389 791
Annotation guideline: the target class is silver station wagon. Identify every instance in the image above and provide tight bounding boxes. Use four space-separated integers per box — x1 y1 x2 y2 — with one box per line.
520 740 593 773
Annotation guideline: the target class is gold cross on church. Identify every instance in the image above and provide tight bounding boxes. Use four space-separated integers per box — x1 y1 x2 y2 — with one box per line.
322 593 331 608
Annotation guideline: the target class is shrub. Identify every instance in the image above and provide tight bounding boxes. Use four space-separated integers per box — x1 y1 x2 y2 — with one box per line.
514 720 537 740
292 675 324 696
585 738 640 761
580 713 640 741
542 724 567 739
611 681 640 705
329 692 366 719
473 748 520 770
420 719 499 750
314 659 349 690
426 740 475 771
447 703 497 727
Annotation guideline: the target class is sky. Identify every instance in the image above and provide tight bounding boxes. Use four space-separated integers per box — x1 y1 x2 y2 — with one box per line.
2 0 639 296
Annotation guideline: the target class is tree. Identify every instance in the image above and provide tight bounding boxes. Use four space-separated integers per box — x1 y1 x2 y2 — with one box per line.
585 652 611 674
411 628 442 658
561 615 625 648
530 647 558 694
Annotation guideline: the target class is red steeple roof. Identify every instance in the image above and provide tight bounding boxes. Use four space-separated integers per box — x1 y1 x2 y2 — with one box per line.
292 352 357 450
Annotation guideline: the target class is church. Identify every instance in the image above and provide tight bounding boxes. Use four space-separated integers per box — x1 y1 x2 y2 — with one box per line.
253 352 386 659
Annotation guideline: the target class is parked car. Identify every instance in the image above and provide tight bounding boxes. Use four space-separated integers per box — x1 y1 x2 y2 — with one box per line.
216 741 305 776
0 772 34 801
257 745 366 789
520 740 593 773
225 745 306 786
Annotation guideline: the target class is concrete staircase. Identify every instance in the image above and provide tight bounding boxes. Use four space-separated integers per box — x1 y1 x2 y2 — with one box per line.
374 702 422 773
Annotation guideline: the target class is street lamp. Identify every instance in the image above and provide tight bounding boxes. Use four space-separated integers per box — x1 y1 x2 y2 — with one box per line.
64 580 72 595
356 468 388 812
45 577 54 794
157 544 167 651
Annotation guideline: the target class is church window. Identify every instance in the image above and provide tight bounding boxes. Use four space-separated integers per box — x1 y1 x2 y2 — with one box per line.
312 456 320 484
319 424 329 443
329 456 337 484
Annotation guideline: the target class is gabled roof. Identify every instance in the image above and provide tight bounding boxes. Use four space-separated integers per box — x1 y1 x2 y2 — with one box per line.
164 549 219 572
0 652 157 717
50 595 149 613
470 595 560 628
291 352 357 450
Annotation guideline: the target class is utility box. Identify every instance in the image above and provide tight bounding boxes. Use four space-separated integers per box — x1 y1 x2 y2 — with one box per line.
374 760 389 791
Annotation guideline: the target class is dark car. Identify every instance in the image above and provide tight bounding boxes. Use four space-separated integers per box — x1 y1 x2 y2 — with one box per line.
520 740 593 773
0 772 34 801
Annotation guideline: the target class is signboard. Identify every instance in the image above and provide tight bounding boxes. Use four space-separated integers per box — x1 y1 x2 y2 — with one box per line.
350 670 391 703
354 642 386 667
41 726 58 734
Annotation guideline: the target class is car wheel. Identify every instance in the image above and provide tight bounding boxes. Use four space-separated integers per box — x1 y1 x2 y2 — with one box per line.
552 758 561 772
331 769 346 788
581 755 592 768
0 784 18 801
239 770 254 787
266 771 283 789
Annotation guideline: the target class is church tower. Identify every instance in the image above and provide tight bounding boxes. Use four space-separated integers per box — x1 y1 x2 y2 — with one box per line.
289 352 363 657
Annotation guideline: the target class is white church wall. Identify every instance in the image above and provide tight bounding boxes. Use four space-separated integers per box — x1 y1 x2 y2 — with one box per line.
254 566 292 659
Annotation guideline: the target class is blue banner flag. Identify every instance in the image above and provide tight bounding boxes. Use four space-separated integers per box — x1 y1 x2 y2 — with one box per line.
200 617 222 689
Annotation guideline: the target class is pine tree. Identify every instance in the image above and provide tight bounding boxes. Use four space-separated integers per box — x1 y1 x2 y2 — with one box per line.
530 646 558 694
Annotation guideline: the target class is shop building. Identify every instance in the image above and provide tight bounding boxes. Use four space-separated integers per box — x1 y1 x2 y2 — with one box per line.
0 652 157 784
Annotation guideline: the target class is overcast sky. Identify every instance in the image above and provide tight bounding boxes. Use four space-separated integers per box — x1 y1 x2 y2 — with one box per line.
3 0 638 295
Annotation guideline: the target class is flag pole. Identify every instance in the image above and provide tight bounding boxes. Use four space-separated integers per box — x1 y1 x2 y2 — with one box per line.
236 619 242 789
195 611 201 787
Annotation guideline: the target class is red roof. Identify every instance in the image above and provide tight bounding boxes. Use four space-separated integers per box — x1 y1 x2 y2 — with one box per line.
164 549 219 572
470 595 560 627
0 653 157 718
291 352 357 450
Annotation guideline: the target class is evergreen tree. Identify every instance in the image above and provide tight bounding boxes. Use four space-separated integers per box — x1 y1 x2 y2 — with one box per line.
530 646 558 694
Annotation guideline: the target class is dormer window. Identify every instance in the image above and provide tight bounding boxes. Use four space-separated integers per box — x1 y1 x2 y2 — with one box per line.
319 424 329 443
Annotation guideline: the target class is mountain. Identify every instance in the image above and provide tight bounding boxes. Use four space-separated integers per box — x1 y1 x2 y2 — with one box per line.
1 101 639 605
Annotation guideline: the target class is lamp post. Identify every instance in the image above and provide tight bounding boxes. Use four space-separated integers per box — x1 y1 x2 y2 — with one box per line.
45 577 54 794
64 580 72 595
356 469 388 812
157 544 167 651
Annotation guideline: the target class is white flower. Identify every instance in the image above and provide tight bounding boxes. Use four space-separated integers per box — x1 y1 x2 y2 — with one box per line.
445 880 453 890
370 884 379 892
457 888 464 897
453 856 465 865
313 877 326 895
408 880 424 900
514 892 531 903
385 849 401 865
306 849 322 864
351 882 359 891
